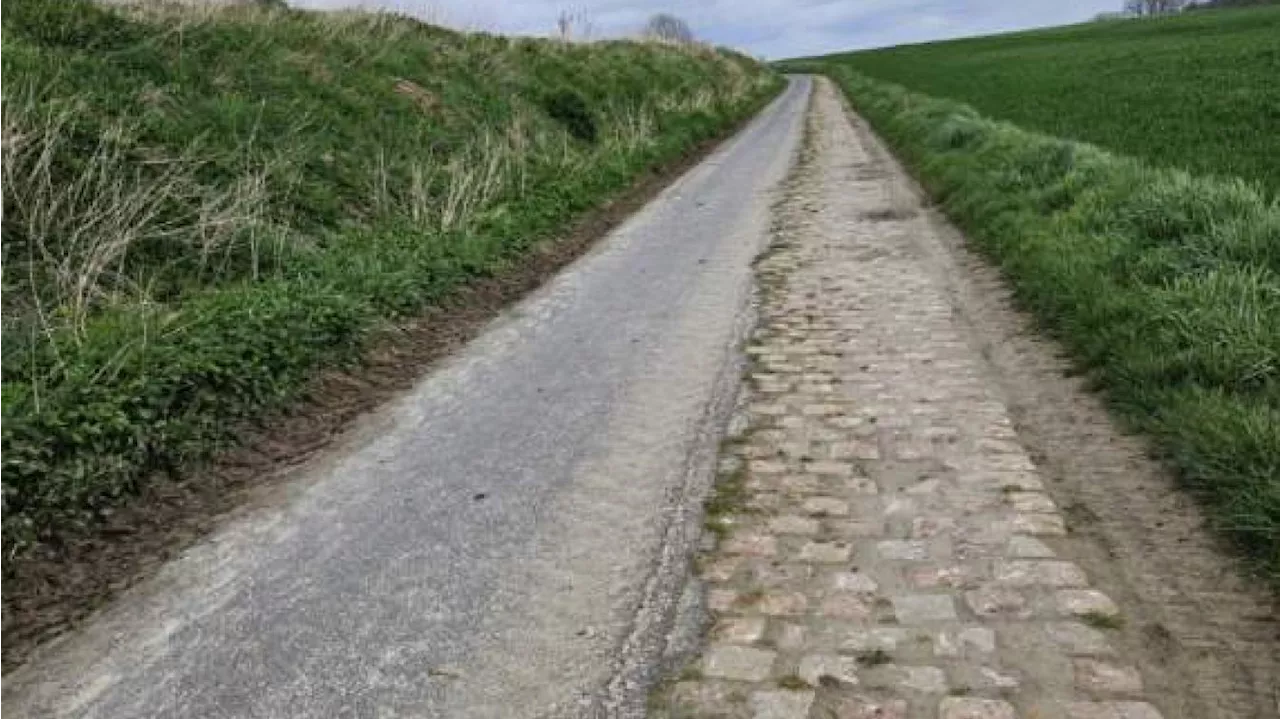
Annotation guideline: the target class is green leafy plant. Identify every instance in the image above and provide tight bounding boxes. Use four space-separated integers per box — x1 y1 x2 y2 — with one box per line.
543 89 598 143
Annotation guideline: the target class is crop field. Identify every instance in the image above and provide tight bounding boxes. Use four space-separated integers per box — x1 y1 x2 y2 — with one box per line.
798 6 1280 198
1 0 779 557
782 11 1280 578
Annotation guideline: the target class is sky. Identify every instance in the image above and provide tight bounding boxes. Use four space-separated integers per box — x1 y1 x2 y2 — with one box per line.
292 0 1123 59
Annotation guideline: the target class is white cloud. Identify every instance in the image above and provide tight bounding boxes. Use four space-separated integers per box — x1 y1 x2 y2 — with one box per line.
291 0 1122 59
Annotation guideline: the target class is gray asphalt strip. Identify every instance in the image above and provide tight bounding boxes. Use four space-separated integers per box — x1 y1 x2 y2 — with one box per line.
2 76 810 719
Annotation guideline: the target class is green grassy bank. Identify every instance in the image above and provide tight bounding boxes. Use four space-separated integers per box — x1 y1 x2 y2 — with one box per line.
1 0 781 556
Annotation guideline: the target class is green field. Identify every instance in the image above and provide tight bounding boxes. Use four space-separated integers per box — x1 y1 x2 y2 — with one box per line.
797 7 1280 198
1 0 779 554
783 12 1280 578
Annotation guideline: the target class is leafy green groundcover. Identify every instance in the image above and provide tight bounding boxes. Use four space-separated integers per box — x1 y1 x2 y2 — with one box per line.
1 0 783 555
792 65 1279 578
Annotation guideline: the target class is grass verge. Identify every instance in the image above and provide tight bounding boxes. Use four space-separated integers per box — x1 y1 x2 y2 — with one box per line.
782 66 1279 580
1 0 782 561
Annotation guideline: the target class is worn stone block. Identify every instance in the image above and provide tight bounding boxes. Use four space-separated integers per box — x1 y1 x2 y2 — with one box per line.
703 645 776 681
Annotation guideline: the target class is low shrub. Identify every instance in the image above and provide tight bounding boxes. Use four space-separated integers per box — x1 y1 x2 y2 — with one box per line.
542 89 598 143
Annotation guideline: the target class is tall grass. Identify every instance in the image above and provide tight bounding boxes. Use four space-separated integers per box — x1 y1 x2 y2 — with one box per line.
2 97 283 339
790 66 1280 579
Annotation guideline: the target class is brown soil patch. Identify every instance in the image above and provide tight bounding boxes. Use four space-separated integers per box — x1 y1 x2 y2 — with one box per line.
1 108 768 672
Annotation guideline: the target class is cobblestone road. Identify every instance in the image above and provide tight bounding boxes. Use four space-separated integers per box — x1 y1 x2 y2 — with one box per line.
656 79 1170 719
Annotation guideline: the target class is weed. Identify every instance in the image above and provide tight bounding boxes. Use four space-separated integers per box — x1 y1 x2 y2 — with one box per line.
855 648 892 666
704 459 750 540
776 674 810 690
1081 611 1126 631
542 90 597 143
678 665 704 681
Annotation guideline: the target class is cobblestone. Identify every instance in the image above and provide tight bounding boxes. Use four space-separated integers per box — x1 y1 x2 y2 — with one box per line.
665 78 1166 719
704 645 776 681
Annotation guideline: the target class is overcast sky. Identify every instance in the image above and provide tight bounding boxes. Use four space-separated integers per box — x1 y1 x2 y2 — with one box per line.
293 0 1121 59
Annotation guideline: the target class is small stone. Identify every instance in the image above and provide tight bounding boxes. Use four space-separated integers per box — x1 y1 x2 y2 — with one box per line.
724 533 778 557
826 518 885 537
748 561 814 588
1066 701 1165 719
905 478 945 496
831 571 879 593
964 586 1029 618
1074 659 1144 696
909 565 979 590
934 627 996 657
892 595 957 623
820 592 873 620
750 460 788 474
667 680 747 714
828 695 908 719
769 515 820 535
1007 491 1057 513
802 497 849 516
703 644 776 681
800 541 852 563
702 556 742 582
895 665 948 693
997 471 1045 491
830 441 880 460
959 471 1042 491
977 667 1020 690
843 628 909 653
1047 622 1114 655
714 616 768 644
877 540 930 561
1006 536 1056 558
954 520 1014 547
780 475 821 494
748 493 785 512
882 497 917 517
798 654 859 686
994 560 1088 588
750 689 814 719
708 588 739 612
938 697 1017 719
807 460 854 476
776 623 807 651
1057 590 1120 618
1013 513 1068 536
911 516 957 538
846 476 881 494
757 591 809 616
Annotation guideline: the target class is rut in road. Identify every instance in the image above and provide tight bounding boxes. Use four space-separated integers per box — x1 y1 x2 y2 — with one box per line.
655 78 1278 719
